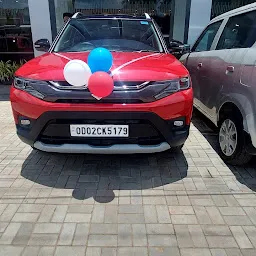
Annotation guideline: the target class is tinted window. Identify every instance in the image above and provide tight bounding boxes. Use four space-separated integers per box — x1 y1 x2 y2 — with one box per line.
217 10 256 50
54 19 163 53
193 21 222 52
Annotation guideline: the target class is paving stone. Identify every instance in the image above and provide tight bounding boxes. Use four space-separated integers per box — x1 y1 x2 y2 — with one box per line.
38 205 56 222
230 226 253 249
188 225 208 247
143 205 157 223
169 206 194 215
171 214 198 224
38 247 55 256
102 248 117 256
18 204 44 213
58 223 76 245
21 246 40 256
202 225 232 236
240 249 256 256
119 205 143 214
28 234 58 246
91 205 105 223
180 248 212 256
65 213 91 223
243 226 256 247
148 235 177 247
146 224 174 235
243 207 256 225
85 248 101 256
206 206 225 224
117 247 148 256
13 223 34 245
0 245 24 256
88 235 117 247
206 236 238 248
54 246 86 256
51 205 68 222
225 248 243 256
223 216 252 226
193 206 212 224
175 225 194 248
149 247 180 256
67 205 94 213
73 224 89 246
0 204 20 222
33 223 62 234
118 214 144 224
219 207 246 216
118 224 132 246
0 223 21 244
12 213 39 223
90 224 117 234
0 223 9 233
211 249 228 256
105 205 118 223
132 224 147 246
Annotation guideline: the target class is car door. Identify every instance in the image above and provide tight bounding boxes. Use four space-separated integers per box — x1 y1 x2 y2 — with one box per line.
211 10 256 120
184 21 223 113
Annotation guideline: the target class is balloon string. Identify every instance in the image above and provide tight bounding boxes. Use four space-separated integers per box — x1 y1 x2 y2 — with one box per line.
111 53 159 76
56 52 160 74
53 53 72 61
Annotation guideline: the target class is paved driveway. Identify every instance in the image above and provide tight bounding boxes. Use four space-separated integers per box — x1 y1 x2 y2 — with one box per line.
0 99 256 256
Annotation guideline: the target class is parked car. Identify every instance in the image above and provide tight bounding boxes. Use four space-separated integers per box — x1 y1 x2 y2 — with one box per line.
10 13 193 154
180 3 256 165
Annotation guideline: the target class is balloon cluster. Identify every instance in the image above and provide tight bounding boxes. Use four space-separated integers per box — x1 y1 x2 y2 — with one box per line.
63 48 114 99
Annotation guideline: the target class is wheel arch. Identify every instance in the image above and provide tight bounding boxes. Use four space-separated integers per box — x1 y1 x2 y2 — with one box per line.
217 97 256 149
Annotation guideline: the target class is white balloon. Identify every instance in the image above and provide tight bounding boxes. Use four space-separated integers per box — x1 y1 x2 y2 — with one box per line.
63 60 92 87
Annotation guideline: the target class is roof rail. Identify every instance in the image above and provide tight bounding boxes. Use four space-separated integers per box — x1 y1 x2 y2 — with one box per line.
72 12 83 18
144 13 151 19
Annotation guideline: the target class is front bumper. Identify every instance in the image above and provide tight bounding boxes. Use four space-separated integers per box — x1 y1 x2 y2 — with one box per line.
16 111 190 153
11 86 193 153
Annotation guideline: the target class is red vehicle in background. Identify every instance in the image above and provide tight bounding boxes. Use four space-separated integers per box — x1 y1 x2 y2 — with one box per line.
10 13 193 154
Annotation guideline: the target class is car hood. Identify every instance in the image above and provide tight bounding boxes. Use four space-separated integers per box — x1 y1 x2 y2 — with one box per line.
16 52 189 81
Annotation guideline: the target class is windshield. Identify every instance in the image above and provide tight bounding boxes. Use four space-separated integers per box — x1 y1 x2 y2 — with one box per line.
53 18 164 53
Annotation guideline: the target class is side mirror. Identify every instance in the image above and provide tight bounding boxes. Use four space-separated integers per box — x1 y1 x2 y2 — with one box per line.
168 39 190 58
34 39 50 52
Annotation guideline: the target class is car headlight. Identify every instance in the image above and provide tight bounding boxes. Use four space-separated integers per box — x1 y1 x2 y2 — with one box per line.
14 77 45 100
154 77 191 100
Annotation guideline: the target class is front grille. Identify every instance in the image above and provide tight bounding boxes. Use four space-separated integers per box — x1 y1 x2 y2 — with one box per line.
49 81 149 91
55 99 143 104
39 119 165 146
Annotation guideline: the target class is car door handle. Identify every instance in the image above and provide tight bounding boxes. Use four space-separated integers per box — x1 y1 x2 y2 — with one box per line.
226 66 234 73
197 63 203 69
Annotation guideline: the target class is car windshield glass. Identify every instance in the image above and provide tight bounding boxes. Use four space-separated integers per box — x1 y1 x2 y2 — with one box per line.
53 18 164 53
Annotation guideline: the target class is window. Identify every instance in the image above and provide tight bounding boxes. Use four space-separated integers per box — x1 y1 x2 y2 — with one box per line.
216 11 256 50
192 21 222 52
54 18 163 53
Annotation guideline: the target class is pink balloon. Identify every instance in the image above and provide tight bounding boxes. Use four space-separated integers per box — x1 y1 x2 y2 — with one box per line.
88 72 114 98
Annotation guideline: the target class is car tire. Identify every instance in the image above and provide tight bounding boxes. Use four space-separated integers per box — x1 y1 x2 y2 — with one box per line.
218 114 252 166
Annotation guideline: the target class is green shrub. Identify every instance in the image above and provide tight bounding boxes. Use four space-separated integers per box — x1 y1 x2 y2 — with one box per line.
0 60 25 83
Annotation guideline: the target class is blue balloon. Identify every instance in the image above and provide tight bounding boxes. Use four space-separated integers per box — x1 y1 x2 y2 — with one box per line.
88 48 113 73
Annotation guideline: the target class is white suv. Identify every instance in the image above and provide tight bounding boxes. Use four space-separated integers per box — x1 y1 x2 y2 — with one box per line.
181 3 256 165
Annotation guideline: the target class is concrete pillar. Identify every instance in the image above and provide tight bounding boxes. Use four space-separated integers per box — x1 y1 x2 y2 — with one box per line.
188 0 212 45
172 0 212 45
28 0 53 57
172 0 191 43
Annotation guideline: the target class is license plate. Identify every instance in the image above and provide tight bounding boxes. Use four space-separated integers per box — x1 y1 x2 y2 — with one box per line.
70 124 129 137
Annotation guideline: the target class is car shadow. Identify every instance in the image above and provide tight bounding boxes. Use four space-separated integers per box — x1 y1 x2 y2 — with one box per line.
192 108 256 192
21 149 188 203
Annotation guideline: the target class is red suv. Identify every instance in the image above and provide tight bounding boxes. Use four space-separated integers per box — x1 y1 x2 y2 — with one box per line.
10 13 193 154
